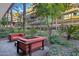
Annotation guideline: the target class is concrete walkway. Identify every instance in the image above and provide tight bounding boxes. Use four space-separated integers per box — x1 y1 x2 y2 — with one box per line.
0 38 49 56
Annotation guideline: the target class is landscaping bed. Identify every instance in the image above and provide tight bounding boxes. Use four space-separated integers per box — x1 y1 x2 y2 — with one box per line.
47 30 79 56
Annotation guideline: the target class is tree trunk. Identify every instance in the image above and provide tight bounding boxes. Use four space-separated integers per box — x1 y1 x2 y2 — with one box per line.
67 34 71 40
47 16 53 36
46 16 50 36
55 18 58 30
23 3 26 33
10 9 13 28
6 13 9 28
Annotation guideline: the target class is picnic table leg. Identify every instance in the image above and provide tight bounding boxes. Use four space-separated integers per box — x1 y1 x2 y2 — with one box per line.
42 40 44 50
17 41 19 53
8 35 11 42
28 44 32 56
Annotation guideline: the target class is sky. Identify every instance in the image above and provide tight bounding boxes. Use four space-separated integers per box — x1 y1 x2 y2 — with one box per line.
12 3 31 13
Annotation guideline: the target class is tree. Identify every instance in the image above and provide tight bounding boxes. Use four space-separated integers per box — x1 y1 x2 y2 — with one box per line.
23 3 26 33
0 17 8 29
33 3 66 36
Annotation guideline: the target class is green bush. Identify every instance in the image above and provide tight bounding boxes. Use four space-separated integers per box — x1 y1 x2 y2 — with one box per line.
36 30 48 37
0 17 8 27
0 31 10 38
0 28 24 38
48 44 79 56
48 44 71 56
48 35 73 47
25 28 37 38
47 30 79 56
70 47 79 56
64 25 79 40
48 31 73 47
72 32 79 40
9 28 23 33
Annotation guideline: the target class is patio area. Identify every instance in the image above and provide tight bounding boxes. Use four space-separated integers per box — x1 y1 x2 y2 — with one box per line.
0 38 49 56
1 36 79 56
1 3 79 56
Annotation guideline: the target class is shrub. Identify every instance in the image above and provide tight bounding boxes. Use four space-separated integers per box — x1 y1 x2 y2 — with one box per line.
48 35 73 47
0 17 8 27
25 28 37 38
64 25 79 40
70 47 79 56
0 31 10 38
0 28 23 38
72 32 79 40
36 30 48 37
48 44 71 56
9 28 23 33
48 44 79 56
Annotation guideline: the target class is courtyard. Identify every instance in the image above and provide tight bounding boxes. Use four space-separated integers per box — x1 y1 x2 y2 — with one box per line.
1 3 79 56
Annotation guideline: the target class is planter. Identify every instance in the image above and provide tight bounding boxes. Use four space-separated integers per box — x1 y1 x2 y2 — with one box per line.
8 33 24 41
16 36 46 55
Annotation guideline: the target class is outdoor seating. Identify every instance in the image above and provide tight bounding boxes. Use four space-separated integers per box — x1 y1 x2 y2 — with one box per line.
16 36 46 56
8 33 24 41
